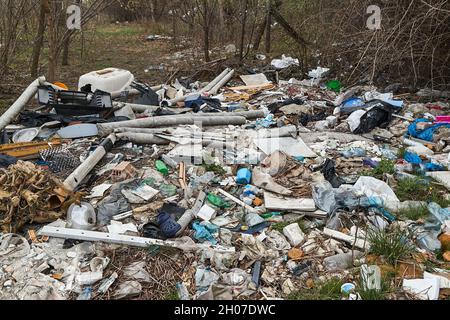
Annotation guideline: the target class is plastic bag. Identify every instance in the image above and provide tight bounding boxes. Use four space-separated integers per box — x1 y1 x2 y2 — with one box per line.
353 176 400 205
354 104 393 134
312 181 336 213
407 119 450 142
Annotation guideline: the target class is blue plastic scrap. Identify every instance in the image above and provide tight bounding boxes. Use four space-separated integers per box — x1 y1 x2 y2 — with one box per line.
407 119 450 142
404 151 422 164
193 222 218 245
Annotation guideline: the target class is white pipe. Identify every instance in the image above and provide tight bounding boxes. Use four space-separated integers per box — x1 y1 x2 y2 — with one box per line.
64 134 117 191
200 68 231 93
98 115 247 132
113 102 160 113
0 76 46 131
163 69 234 106
209 69 235 95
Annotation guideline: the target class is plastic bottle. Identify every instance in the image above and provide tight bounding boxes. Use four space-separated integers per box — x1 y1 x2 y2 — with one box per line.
323 251 363 271
155 160 169 175
77 287 93 300
176 282 190 300
341 148 366 158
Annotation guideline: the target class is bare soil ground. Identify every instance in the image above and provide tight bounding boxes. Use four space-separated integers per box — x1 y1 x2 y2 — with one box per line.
0 23 177 113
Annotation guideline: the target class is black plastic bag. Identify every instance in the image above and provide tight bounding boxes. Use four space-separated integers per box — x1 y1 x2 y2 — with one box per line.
353 101 394 134
321 159 344 188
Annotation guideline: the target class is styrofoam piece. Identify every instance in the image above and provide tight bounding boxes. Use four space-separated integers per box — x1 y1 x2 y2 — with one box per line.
402 278 440 300
264 192 316 212
254 137 317 158
424 272 450 289
283 223 305 247
197 205 216 221
57 124 98 139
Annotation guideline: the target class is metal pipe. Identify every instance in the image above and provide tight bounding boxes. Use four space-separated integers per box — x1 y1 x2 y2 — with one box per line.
0 76 46 131
63 134 117 191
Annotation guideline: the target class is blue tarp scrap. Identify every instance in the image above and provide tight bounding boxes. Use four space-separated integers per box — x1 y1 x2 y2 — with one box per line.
407 119 450 142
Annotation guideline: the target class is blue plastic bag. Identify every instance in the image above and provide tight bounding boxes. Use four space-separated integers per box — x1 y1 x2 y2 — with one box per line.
407 119 450 142
404 151 422 164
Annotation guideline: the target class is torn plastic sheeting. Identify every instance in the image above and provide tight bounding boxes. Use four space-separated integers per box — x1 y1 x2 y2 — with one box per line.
193 222 218 245
195 267 220 293
312 181 336 213
427 202 450 225
353 176 400 206
254 137 317 158
123 261 154 282
96 183 132 226
407 119 450 142
402 278 440 300
271 55 299 69
426 171 450 191
404 151 422 164
113 281 142 300
347 110 366 132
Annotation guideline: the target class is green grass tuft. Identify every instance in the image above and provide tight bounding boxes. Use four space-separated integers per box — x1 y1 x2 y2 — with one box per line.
368 229 416 265
164 289 180 300
397 205 429 221
287 277 345 300
357 276 393 300
362 159 395 178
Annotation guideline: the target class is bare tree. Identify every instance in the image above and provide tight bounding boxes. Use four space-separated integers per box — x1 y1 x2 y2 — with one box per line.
195 0 219 62
31 0 50 77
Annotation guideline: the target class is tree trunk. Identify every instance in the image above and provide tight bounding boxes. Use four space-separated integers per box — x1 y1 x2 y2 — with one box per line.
30 0 48 77
47 1 57 82
253 17 267 52
202 0 210 62
62 36 70 66
239 0 249 62
265 1 271 54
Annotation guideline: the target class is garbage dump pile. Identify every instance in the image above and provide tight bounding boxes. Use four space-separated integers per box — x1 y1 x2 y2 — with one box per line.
0 63 449 300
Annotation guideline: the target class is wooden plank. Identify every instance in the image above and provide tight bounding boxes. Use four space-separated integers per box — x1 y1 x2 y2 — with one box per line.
39 226 235 253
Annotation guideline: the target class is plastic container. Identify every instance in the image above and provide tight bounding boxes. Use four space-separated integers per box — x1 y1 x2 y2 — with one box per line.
78 68 134 94
155 160 169 176
236 168 252 185
67 202 96 230
176 282 190 300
